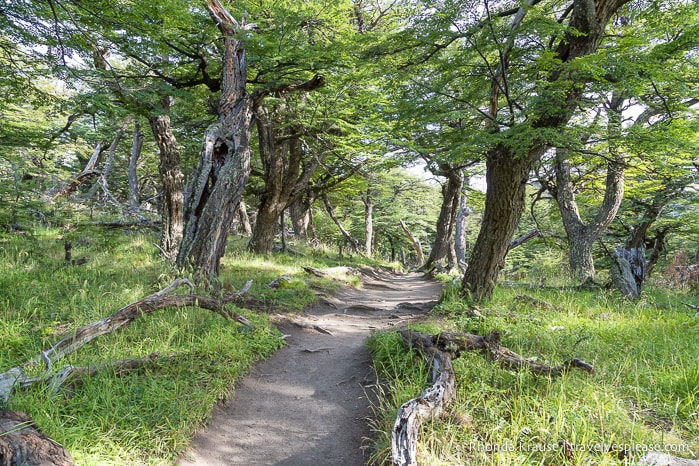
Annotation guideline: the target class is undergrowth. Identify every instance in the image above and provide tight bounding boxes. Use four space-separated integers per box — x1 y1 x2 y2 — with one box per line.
0 222 370 465
368 280 699 465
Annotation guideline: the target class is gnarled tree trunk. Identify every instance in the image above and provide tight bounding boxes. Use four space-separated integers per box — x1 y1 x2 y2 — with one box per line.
176 0 254 283
247 80 325 254
553 94 625 281
454 180 471 270
289 192 316 239
462 150 532 300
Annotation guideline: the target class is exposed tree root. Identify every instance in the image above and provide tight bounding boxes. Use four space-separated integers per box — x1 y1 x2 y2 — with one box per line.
274 315 334 336
0 279 253 404
391 329 595 466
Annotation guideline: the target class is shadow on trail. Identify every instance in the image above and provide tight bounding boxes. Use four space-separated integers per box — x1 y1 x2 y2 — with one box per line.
178 269 442 466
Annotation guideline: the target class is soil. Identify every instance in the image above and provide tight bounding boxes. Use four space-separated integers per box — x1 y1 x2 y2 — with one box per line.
177 267 442 466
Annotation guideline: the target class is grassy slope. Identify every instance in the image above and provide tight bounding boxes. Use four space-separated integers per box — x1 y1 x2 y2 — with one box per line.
0 226 364 465
369 281 699 465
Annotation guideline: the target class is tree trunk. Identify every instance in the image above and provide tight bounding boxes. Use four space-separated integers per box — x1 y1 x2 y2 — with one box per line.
322 194 360 253
423 167 462 270
364 190 373 257
400 220 425 267
237 200 253 236
52 143 103 200
454 182 470 270
289 192 316 239
149 101 185 262
612 246 644 299
176 0 254 283
101 118 129 193
462 149 532 300
127 121 143 214
646 227 669 278
461 0 630 301
247 83 324 254
248 104 293 254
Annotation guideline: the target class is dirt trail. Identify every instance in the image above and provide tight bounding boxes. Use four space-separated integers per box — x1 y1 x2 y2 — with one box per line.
178 268 442 466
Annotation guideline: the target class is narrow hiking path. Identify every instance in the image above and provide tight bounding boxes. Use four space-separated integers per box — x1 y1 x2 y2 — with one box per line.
178 268 442 466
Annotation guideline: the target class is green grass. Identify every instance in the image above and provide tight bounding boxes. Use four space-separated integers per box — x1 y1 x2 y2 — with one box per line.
368 281 699 465
0 224 366 465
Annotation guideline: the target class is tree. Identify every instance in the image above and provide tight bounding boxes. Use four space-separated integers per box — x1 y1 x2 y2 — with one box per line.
546 93 626 281
540 0 699 282
175 0 256 283
460 0 634 300
421 162 463 271
371 0 646 297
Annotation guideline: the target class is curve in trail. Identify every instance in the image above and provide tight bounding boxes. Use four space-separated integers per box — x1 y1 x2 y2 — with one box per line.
178 269 442 466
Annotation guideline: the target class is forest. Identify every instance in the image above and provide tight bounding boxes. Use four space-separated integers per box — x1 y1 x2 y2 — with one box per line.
0 0 698 465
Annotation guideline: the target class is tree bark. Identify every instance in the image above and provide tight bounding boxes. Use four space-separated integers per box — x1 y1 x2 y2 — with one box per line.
461 0 631 301
289 192 316 239
454 182 470 270
149 99 185 262
612 246 644 299
176 0 254 283
462 149 532 300
0 411 74 466
247 81 325 254
322 194 360 253
100 118 129 194
237 200 253 236
52 143 103 200
423 166 463 270
127 121 144 214
400 220 425 267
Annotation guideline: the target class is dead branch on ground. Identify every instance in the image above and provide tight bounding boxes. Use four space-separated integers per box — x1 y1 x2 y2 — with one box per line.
0 279 253 404
392 329 594 466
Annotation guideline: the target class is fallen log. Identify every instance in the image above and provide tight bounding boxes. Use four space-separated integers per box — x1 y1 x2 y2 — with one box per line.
0 411 74 466
0 279 253 404
391 329 594 466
